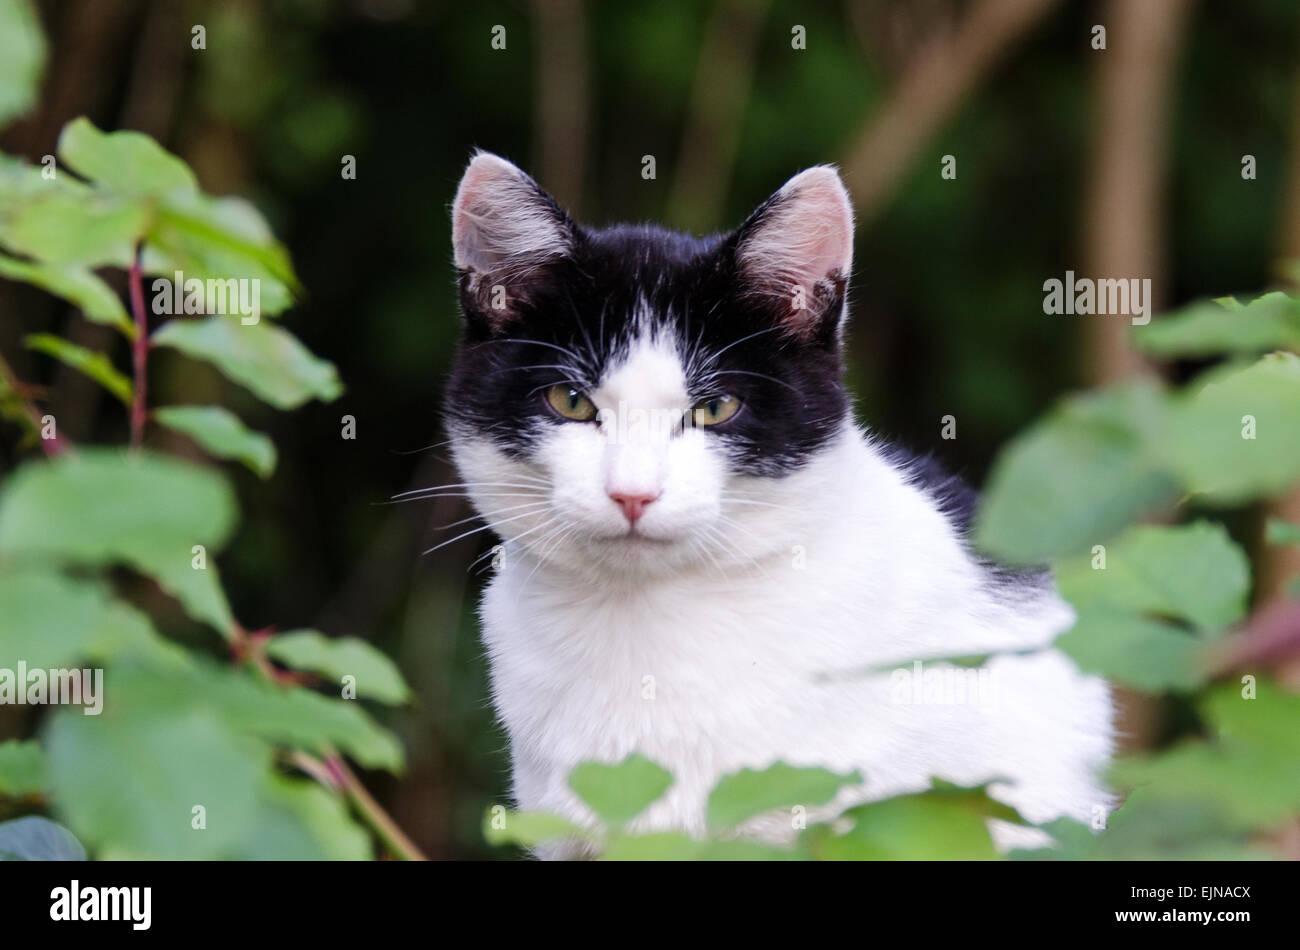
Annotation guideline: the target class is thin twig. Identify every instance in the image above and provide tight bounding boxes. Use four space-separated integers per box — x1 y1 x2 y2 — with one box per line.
325 753 428 861
128 244 148 450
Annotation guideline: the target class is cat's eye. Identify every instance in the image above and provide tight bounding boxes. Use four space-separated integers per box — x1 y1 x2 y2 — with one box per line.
545 384 597 421
690 394 741 427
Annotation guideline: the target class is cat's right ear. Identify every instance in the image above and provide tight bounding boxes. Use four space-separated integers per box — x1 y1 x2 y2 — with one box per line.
451 152 575 333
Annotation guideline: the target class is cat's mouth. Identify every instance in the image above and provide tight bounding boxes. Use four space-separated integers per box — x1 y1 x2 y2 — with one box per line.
595 527 674 546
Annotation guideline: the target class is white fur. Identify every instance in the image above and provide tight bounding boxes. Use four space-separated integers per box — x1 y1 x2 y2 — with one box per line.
452 334 1115 855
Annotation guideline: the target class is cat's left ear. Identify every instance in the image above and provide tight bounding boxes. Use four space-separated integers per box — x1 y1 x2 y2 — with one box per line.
730 165 854 342
451 151 576 332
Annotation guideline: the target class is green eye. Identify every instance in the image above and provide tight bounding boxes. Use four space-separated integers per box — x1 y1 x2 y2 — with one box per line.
545 384 597 421
691 394 741 427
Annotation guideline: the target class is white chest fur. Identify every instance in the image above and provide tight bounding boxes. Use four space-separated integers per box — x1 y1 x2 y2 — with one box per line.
475 431 1114 843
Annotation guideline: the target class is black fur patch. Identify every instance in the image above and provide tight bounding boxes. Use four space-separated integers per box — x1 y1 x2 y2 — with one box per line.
880 441 1051 590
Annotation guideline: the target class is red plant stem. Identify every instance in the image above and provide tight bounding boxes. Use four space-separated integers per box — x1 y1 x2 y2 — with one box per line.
128 245 148 449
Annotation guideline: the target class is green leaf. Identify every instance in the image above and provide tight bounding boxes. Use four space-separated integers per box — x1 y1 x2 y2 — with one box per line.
0 254 132 336
0 0 46 128
202 669 405 773
805 786 1004 860
0 740 45 797
0 449 238 636
1110 681 1300 834
0 817 85 861
0 448 236 564
1135 292 1300 358
0 569 117 671
0 569 192 672
1017 793 1268 861
57 116 199 199
482 809 589 848
1201 678 1300 758
1267 518 1300 548
230 774 371 860
598 830 703 860
568 755 673 828
53 118 300 313
147 191 299 316
5 191 146 266
1056 608 1206 692
144 554 236 639
706 762 861 831
266 630 410 704
153 317 342 409
601 832 801 861
45 701 268 859
25 332 132 405
1055 521 1250 631
976 380 1176 564
1164 353 1300 503
1 570 195 693
154 405 276 478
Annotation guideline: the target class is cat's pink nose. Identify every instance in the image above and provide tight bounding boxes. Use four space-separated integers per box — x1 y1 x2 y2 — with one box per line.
608 491 658 525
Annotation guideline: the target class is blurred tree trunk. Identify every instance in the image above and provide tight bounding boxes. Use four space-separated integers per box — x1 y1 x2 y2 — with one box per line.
1261 40 1300 605
840 0 1059 226
1080 0 1192 384
1082 0 1193 756
667 0 771 232
530 0 589 216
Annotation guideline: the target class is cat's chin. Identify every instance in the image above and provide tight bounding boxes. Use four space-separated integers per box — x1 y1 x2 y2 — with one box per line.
543 527 708 579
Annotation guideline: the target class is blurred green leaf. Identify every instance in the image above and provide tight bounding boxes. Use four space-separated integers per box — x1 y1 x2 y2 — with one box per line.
0 449 238 636
0 254 132 336
1016 793 1267 861
1056 521 1250 631
1110 681 1300 830
1164 353 1300 503
266 630 410 704
976 381 1176 564
0 817 85 861
0 740 45 798
148 191 299 314
25 332 132 405
230 774 371 860
46 701 267 859
5 192 146 266
145 555 235 639
153 317 342 409
1057 609 1206 692
602 832 800 861
0 448 236 564
154 405 276 478
0 567 192 679
569 755 673 827
51 118 299 312
57 117 198 199
203 669 404 773
805 786 1003 860
1267 518 1300 548
482 809 589 849
0 0 46 128
1135 292 1300 358
0 569 117 671
706 762 860 831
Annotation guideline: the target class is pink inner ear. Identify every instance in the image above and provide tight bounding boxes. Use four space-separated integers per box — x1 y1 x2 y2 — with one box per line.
738 166 855 325
451 153 568 279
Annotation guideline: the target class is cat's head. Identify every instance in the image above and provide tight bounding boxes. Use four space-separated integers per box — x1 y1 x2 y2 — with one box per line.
444 152 855 578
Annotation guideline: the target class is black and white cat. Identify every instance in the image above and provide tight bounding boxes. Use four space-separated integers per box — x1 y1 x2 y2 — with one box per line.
444 152 1113 853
